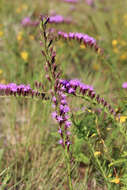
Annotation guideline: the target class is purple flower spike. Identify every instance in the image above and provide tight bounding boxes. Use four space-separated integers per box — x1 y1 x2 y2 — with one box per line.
56 30 100 51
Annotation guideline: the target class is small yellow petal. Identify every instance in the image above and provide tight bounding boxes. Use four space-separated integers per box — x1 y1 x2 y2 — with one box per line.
80 44 86 49
0 69 3 75
120 54 127 60
16 7 22 13
0 79 6 84
123 14 127 20
94 151 101 157
20 51 28 61
108 173 112 178
0 31 4 37
29 35 34 40
112 40 118 46
107 128 111 131
17 32 23 41
91 133 96 137
110 177 120 184
22 4 28 10
120 116 127 123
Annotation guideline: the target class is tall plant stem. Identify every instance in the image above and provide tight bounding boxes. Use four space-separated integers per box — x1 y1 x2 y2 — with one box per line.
65 147 73 190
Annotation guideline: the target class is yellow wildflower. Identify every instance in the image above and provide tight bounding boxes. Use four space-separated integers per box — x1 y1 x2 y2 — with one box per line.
120 54 127 60
22 4 28 10
123 14 127 20
108 173 112 178
112 40 118 46
120 116 127 123
91 133 96 137
94 151 101 157
0 31 4 37
80 44 86 49
20 51 28 61
16 7 22 14
17 31 23 42
29 35 34 40
110 177 120 184
0 69 3 75
116 116 127 123
0 79 6 84
107 128 111 131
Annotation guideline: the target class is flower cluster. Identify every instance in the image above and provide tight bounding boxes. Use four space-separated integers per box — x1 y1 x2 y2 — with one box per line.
49 15 72 24
57 31 101 51
58 79 115 114
21 17 39 27
52 91 71 149
0 83 45 99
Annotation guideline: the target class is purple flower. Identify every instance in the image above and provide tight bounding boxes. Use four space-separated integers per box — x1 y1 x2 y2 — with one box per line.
21 17 31 26
122 82 127 88
58 139 63 144
70 79 80 88
52 111 57 119
60 104 64 112
52 96 57 103
68 88 75 94
60 99 67 105
57 116 63 123
64 114 69 120
69 32 75 39
65 121 72 128
66 131 71 135
49 15 72 24
49 15 64 23
63 106 70 113
58 128 62 134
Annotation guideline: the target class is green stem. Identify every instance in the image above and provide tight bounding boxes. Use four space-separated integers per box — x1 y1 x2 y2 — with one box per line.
87 139 111 189
65 147 73 190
